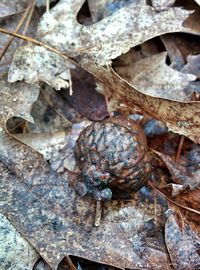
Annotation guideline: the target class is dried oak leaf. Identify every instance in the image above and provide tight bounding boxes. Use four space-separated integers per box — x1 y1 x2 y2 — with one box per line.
116 52 196 101
88 0 138 21
15 131 70 161
0 79 170 269
181 54 200 78
0 213 39 270
8 0 200 143
0 0 29 19
9 45 75 90
165 208 200 270
152 151 200 190
151 0 176 11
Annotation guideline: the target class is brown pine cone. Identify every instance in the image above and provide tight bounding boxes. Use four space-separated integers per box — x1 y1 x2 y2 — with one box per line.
74 116 151 201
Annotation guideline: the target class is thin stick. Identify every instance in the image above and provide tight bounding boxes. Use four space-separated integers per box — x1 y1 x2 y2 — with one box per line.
68 69 73 95
176 91 198 162
46 0 50 12
65 256 77 270
0 27 78 65
95 201 103 227
0 28 99 63
148 181 200 215
0 1 34 60
175 135 185 162
20 1 36 46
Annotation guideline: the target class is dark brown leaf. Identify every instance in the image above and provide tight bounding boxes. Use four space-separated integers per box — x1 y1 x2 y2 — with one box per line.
0 79 170 269
153 150 200 190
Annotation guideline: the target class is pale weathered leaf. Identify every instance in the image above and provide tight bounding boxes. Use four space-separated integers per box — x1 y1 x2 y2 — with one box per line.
15 131 69 161
181 54 200 78
9 0 191 84
88 0 139 21
37 0 191 66
194 0 200 6
151 0 175 11
116 52 196 101
8 45 75 90
8 0 200 143
0 213 39 270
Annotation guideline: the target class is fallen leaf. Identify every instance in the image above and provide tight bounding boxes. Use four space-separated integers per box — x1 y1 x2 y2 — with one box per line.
7 0 200 144
15 131 70 161
9 0 191 79
28 88 72 133
0 213 39 270
116 52 196 101
0 3 18 20
165 209 200 270
36 0 57 8
0 79 170 269
88 0 139 21
151 0 175 11
182 54 200 78
153 151 200 190
61 68 108 121
9 45 75 90
0 0 29 19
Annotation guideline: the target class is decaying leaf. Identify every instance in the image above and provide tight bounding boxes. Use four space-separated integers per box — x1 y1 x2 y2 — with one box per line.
9 0 192 72
15 131 69 161
165 209 200 270
7 0 200 143
153 151 200 190
0 0 29 19
0 3 18 20
88 0 139 21
0 79 170 269
151 0 175 11
116 52 196 101
182 54 200 78
0 213 39 270
8 45 75 90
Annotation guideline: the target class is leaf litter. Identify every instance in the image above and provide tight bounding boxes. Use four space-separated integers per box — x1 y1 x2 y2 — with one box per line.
0 0 200 269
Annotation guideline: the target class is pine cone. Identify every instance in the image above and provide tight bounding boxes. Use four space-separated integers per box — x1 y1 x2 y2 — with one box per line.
74 116 151 201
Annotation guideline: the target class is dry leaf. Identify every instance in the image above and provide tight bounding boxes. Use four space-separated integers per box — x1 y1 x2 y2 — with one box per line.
9 0 191 80
0 79 170 269
165 209 200 270
182 54 200 78
8 0 200 144
153 151 200 190
0 3 18 19
116 52 196 101
0 0 29 19
15 131 69 161
88 0 139 21
151 0 175 11
0 213 39 270
9 45 75 90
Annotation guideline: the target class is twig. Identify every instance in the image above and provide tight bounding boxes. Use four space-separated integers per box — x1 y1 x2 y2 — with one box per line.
46 0 50 13
148 181 200 215
175 135 184 162
19 1 36 46
65 256 77 270
0 1 34 61
0 27 77 65
95 201 103 227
